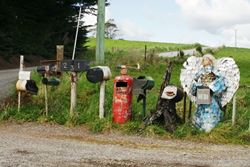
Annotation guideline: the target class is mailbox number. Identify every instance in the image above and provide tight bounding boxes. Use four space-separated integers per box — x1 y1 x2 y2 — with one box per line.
61 60 89 72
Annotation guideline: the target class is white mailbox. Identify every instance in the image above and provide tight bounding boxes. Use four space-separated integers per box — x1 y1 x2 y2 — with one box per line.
18 71 31 80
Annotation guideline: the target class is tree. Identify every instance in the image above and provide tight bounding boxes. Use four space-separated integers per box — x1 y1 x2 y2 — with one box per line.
89 18 119 39
0 0 104 58
104 19 119 39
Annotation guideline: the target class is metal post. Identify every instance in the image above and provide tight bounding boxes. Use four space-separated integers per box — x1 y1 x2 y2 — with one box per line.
96 0 105 64
72 6 82 60
142 90 147 118
44 84 48 116
99 80 105 118
232 29 237 126
44 67 49 116
183 92 187 123
232 95 236 126
188 100 192 120
18 55 24 112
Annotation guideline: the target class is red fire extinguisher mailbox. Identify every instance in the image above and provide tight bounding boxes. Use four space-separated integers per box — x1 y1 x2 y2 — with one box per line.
112 67 133 123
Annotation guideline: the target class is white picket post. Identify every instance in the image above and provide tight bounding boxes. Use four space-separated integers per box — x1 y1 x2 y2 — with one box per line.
99 80 105 119
18 55 24 112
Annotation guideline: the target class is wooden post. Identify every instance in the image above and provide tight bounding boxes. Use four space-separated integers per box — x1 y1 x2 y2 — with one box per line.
232 95 236 126
56 45 64 70
144 45 147 62
18 55 24 112
70 72 77 118
99 80 105 118
142 89 147 118
44 66 49 116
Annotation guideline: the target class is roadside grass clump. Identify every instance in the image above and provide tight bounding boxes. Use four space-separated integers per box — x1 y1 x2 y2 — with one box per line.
0 39 249 145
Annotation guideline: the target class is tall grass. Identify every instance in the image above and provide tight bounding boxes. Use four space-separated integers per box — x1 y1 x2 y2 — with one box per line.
0 40 249 145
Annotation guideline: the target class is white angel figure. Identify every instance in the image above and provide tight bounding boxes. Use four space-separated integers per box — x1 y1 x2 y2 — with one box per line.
180 54 240 132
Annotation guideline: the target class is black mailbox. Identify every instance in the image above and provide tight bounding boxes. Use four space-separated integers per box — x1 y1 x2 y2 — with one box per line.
86 66 112 83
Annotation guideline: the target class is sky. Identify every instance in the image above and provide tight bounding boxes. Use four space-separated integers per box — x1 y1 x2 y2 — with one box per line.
83 0 250 48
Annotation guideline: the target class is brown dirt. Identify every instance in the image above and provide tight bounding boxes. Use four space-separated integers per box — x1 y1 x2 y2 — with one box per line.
0 122 250 167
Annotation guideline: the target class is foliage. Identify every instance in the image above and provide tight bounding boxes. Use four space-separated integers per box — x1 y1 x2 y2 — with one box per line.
0 39 249 145
89 19 119 39
0 0 100 58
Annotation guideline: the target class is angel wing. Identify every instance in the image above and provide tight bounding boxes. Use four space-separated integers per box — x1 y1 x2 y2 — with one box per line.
216 57 240 107
180 56 240 107
180 56 202 103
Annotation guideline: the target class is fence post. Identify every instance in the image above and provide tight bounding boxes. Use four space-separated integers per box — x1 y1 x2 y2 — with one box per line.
232 95 236 126
18 55 24 112
99 80 105 119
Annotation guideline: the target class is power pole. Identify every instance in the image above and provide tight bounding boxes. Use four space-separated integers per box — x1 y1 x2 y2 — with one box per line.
96 0 105 64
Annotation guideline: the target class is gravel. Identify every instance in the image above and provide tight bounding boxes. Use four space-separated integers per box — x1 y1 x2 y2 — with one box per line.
0 122 249 167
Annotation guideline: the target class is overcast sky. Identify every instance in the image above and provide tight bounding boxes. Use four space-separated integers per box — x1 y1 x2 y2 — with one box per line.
83 0 250 48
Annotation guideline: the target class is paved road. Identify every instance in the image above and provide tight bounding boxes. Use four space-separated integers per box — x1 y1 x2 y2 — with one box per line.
0 122 250 167
0 68 19 99
0 67 34 101
159 47 211 57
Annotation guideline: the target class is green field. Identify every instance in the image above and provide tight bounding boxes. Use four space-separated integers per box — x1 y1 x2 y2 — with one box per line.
86 38 195 52
1 39 249 145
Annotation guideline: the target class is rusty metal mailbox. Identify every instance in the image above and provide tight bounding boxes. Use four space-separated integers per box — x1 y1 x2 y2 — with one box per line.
112 74 133 123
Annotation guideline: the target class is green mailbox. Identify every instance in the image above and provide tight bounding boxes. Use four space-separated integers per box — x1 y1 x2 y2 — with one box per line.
133 76 155 118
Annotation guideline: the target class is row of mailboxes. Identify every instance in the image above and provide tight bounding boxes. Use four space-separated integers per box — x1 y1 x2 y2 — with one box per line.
21 63 155 124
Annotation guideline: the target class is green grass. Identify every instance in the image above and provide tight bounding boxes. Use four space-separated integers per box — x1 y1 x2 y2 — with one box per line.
86 38 195 53
0 39 249 145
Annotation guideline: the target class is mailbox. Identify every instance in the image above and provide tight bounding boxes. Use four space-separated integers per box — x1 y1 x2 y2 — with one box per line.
133 76 154 91
42 77 60 86
112 74 133 123
86 66 112 83
37 65 61 76
161 85 183 102
16 79 38 95
133 76 155 118
16 70 38 94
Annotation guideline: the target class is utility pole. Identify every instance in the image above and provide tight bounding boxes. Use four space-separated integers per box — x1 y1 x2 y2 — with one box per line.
235 29 237 49
96 0 105 64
